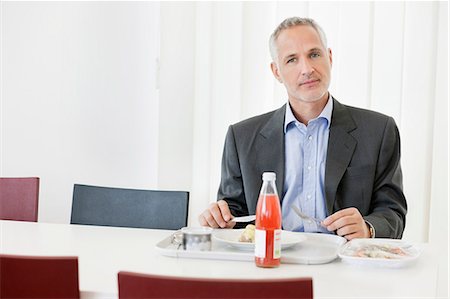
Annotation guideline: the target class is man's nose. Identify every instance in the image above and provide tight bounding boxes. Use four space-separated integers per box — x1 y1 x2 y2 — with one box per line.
299 58 314 76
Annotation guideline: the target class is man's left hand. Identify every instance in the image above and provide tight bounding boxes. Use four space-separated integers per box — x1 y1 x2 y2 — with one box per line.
322 207 370 240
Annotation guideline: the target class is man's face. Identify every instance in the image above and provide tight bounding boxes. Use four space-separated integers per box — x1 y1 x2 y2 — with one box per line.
271 25 332 104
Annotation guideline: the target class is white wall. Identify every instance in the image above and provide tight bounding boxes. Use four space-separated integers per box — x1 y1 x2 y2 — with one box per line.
1 2 160 222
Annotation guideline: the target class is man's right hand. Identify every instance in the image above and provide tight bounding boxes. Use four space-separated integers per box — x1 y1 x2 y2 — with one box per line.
198 200 236 229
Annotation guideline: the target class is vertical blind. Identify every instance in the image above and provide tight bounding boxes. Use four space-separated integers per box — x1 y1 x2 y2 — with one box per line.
177 1 448 245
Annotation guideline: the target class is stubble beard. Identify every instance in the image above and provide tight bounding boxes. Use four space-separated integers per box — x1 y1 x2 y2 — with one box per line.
290 88 329 105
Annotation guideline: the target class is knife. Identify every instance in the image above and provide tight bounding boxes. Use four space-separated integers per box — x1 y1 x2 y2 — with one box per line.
231 215 256 223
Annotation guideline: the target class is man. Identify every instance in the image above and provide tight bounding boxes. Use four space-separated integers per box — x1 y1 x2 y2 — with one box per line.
198 17 407 240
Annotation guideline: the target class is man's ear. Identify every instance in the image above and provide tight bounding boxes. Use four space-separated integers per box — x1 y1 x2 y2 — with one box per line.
270 62 283 83
328 48 333 67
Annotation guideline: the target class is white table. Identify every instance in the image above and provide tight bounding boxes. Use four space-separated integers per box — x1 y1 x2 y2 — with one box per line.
0 220 438 299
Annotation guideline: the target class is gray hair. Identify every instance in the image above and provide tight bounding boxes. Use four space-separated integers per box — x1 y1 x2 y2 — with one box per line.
269 17 328 63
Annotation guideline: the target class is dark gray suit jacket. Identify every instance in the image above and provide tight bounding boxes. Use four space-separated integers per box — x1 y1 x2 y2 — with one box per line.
218 98 407 238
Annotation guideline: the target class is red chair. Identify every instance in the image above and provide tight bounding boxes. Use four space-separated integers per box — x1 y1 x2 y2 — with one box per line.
0 177 39 221
0 254 80 299
118 271 313 299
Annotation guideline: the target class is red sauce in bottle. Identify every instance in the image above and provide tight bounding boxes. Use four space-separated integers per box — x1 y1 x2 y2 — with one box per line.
255 173 282 268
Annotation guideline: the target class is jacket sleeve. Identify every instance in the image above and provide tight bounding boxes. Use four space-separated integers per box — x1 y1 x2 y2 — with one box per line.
364 117 407 238
217 125 249 218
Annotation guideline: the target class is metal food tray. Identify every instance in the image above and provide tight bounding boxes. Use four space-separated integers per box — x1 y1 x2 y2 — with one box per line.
155 231 346 265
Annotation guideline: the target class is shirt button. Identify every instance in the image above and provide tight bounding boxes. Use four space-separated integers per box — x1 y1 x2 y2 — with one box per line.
307 195 311 200
308 135 312 140
307 166 312 170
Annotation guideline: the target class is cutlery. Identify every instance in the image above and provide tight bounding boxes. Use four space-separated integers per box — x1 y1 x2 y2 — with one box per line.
291 205 324 227
170 231 183 249
231 215 256 223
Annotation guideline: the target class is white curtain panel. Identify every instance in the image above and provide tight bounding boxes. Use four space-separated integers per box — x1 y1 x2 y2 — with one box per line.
159 1 448 244
164 3 447 293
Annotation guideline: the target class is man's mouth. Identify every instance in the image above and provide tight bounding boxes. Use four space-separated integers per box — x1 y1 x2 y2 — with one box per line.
300 79 320 86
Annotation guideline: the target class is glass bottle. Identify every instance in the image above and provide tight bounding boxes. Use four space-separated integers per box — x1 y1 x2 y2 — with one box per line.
255 172 282 268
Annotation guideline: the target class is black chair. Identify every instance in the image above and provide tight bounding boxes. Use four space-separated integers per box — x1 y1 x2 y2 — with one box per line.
70 184 189 230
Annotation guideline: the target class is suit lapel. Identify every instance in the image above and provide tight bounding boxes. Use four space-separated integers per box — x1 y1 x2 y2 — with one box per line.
325 99 357 214
251 100 357 212
255 105 286 199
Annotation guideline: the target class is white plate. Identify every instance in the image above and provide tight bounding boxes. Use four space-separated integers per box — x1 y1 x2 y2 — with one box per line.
338 238 421 268
157 231 345 264
212 229 306 251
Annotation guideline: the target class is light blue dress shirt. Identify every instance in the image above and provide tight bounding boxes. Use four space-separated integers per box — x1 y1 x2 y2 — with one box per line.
282 96 333 233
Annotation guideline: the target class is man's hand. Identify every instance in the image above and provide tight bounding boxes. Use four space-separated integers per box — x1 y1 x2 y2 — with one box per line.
198 200 236 229
322 207 370 240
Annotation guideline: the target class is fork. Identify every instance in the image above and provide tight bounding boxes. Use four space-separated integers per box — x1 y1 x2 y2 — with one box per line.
291 204 324 227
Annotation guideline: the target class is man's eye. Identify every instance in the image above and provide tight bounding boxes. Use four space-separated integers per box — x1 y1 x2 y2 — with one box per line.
286 58 297 64
310 53 321 58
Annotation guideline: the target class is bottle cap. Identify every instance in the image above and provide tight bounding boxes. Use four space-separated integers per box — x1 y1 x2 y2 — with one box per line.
262 172 276 181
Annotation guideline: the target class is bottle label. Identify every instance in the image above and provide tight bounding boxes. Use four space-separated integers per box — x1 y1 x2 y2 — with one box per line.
255 229 266 258
273 229 281 259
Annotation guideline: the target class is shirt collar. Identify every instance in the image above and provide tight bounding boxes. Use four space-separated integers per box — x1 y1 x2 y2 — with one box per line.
284 94 333 133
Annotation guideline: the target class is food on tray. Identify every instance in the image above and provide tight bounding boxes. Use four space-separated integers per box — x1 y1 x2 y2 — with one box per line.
349 243 409 259
239 224 255 243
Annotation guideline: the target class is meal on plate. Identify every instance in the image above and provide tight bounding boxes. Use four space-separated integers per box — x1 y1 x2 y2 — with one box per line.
349 243 409 259
238 224 255 243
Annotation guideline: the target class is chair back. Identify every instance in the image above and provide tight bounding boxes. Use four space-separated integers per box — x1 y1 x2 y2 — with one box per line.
0 177 39 221
118 271 313 299
71 184 189 230
0 254 79 299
